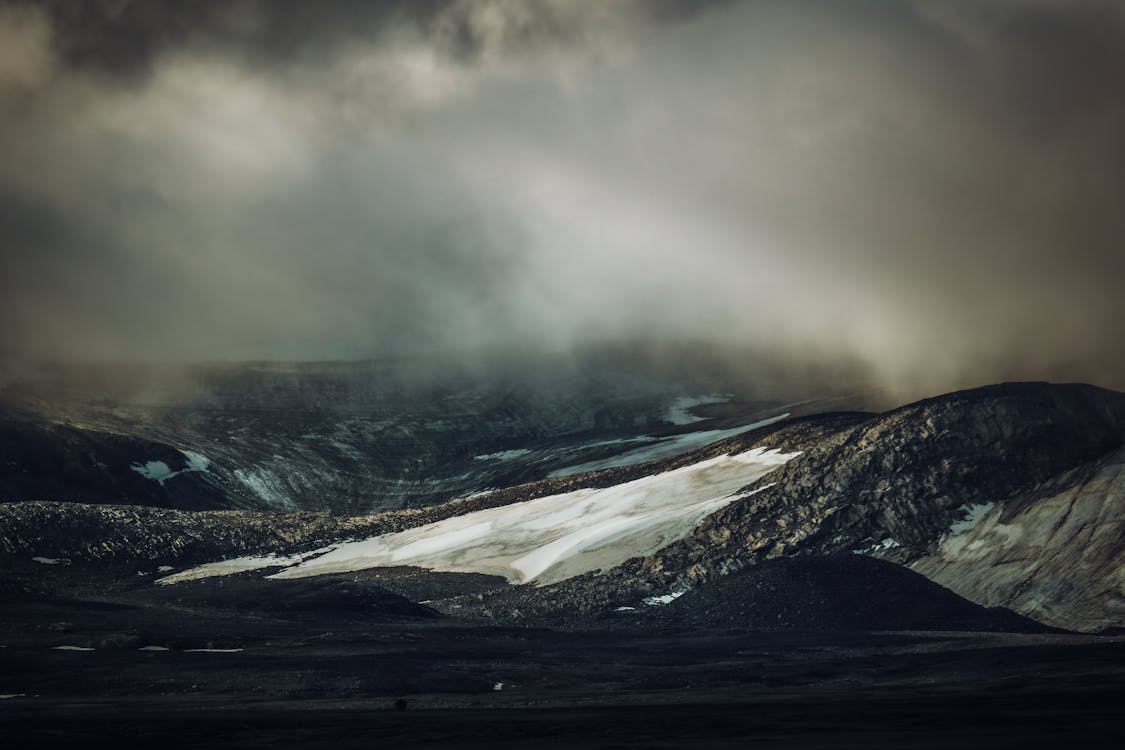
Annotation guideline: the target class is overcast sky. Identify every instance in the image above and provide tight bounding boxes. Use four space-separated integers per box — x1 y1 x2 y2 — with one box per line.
2 0 1124 392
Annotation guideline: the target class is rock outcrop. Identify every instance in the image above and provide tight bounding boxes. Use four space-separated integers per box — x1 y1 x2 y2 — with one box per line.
433 383 1125 632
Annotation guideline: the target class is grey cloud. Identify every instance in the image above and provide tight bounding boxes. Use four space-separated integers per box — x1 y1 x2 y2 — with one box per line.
1 0 1124 398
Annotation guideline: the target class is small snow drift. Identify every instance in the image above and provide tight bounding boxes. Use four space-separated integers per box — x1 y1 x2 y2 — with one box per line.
191 447 796 587
156 548 332 585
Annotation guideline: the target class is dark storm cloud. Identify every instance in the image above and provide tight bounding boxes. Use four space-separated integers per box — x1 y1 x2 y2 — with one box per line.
15 0 617 79
1 0 1124 395
25 0 448 77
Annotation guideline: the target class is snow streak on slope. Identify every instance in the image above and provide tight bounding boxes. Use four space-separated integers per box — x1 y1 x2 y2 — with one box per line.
155 548 333 585
263 447 798 586
548 414 790 478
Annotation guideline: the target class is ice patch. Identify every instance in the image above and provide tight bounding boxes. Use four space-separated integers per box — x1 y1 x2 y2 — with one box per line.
493 682 504 691
139 646 169 651
615 606 637 612
665 394 731 425
52 646 94 651
643 591 685 606
32 556 65 565
184 648 243 653
268 447 798 586
949 502 996 535
131 450 210 485
474 449 533 461
131 460 175 484
549 413 790 478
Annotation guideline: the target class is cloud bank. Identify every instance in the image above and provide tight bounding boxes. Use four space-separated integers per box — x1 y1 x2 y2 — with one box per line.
2 0 1124 393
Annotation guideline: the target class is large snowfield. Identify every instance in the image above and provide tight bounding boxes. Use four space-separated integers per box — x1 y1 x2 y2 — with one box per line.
160 446 798 587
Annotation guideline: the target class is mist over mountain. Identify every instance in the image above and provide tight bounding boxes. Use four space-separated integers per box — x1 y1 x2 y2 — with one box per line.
3 4 1125 747
3 0 1125 396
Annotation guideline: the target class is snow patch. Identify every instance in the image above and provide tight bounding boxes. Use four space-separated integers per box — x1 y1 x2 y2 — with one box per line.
937 502 1023 561
52 646 94 652
948 503 996 535
852 537 901 555
32 556 65 565
474 449 533 461
182 450 210 472
157 565 174 572
184 648 243 653
139 646 169 652
643 591 686 606
131 450 211 485
492 682 504 691
665 394 731 425
131 460 175 484
156 547 334 585
0 693 26 699
233 468 292 507
267 447 798 586
549 413 791 478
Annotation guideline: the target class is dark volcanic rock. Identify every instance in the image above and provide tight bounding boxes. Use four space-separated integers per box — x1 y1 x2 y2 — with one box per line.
434 383 1125 632
656 555 1051 632
0 407 232 509
144 574 441 621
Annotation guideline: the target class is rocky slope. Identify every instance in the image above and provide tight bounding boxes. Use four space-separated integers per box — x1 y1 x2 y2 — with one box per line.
427 383 1125 632
597 383 1125 631
0 355 842 513
2 381 1122 633
911 444 1125 631
650 555 1050 632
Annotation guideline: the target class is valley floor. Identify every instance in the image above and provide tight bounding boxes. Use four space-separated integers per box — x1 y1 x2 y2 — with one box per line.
2 559 1123 748
3 687 1123 749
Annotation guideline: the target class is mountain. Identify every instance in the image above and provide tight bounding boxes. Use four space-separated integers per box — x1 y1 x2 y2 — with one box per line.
646 554 1049 633
0 353 852 513
2 380 1122 633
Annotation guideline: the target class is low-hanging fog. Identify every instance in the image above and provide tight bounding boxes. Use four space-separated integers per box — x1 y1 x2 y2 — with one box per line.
2 0 1124 397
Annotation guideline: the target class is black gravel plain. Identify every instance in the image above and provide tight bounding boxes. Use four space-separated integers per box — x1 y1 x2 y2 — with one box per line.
2 556 1123 748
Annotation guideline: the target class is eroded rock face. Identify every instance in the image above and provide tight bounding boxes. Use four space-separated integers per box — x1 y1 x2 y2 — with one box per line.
911 446 1125 632
433 383 1125 631
600 383 1125 631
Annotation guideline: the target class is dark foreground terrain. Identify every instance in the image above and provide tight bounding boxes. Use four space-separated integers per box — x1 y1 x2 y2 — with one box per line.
4 687 1123 749
3 558 1123 748
3 381 1124 746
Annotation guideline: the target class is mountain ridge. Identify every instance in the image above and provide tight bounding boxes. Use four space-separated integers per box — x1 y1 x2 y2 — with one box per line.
2 381 1123 632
